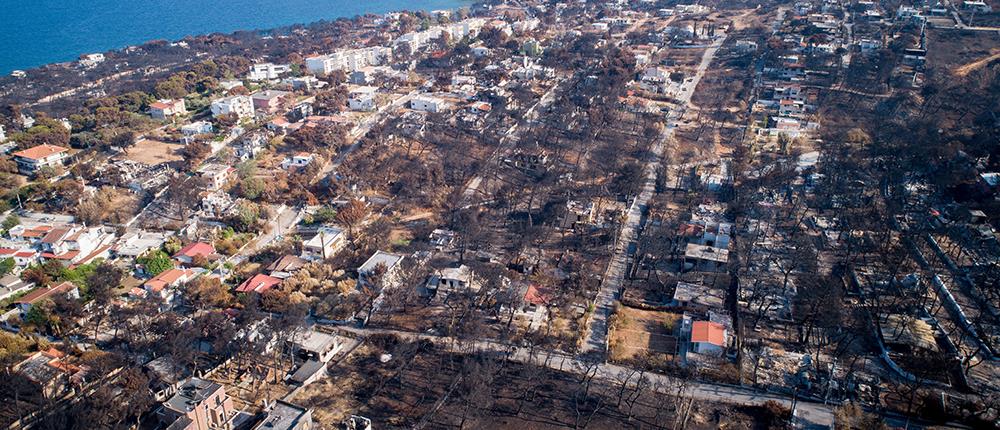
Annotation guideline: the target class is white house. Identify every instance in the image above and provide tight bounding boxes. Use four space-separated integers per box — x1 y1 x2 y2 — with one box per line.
0 249 39 268
12 144 70 175
472 46 490 57
15 282 79 317
78 53 105 68
38 225 115 266
280 152 316 170
210 95 255 119
689 320 727 355
357 251 404 289
347 87 378 112
0 275 34 302
149 99 186 120
300 226 346 261
197 163 235 190
248 63 291 81
963 0 992 12
181 121 214 136
410 96 448 113
305 46 392 75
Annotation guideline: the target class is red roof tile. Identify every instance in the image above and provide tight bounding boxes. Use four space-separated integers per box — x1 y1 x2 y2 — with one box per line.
15 282 77 305
174 242 215 259
236 273 282 293
12 144 68 161
144 268 190 293
691 321 726 346
524 284 550 306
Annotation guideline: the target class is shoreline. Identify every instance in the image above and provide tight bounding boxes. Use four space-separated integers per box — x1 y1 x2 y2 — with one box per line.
2 0 475 75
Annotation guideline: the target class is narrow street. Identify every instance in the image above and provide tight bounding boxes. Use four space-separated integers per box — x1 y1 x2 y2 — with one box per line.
581 34 726 356
332 324 836 428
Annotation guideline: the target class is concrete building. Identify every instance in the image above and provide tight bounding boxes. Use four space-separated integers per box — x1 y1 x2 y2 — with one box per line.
253 401 313 430
347 87 377 112
689 320 727 355
357 251 404 289
181 121 214 136
198 163 235 191
157 378 236 430
150 99 187 120
14 348 88 399
410 96 448 113
305 47 392 75
251 90 292 113
248 63 291 81
210 95 255 119
300 226 346 261
12 144 70 175
280 152 316 170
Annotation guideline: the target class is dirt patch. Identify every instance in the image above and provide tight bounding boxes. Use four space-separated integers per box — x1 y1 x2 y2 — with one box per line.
125 138 185 165
927 29 1000 73
610 306 681 362
952 49 1000 77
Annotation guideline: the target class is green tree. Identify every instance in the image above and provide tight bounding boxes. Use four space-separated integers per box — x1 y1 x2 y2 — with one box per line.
1 214 19 232
23 299 53 329
137 250 174 276
238 177 264 200
164 237 183 254
155 77 188 99
0 258 15 276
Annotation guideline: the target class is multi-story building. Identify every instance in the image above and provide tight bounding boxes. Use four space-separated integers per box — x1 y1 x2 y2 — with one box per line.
347 87 377 111
251 90 292 113
248 63 291 81
157 378 236 430
305 46 392 75
12 144 69 175
210 95 255 119
149 99 187 120
300 226 346 261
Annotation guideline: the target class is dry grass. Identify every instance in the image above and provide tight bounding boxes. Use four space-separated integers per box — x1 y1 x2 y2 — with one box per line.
609 306 681 362
927 29 1000 73
952 49 1000 77
125 138 185 165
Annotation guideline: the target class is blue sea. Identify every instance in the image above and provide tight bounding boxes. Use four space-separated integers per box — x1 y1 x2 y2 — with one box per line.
0 0 472 74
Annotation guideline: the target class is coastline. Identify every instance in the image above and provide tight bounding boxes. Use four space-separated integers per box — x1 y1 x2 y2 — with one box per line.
1 0 474 75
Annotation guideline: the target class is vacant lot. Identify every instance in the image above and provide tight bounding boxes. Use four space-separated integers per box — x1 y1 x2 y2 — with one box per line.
125 138 185 165
610 306 681 362
927 29 1000 73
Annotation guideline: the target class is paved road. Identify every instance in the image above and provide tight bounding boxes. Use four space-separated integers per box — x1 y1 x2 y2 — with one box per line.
581 34 726 356
227 204 303 266
332 324 835 429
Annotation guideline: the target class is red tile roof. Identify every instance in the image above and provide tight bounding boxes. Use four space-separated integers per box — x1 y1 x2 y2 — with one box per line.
144 268 191 293
18 226 52 238
174 242 215 260
690 321 726 346
15 281 77 305
12 144 68 161
69 245 112 269
41 250 79 260
40 227 71 244
236 273 282 293
524 284 550 306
